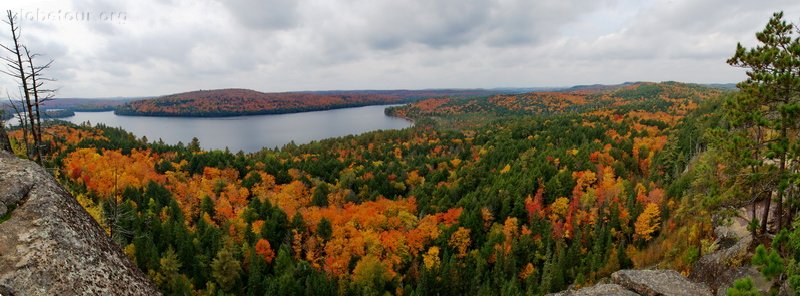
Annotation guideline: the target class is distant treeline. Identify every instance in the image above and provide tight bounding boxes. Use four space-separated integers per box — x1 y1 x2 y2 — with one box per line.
115 101 405 117
114 88 511 117
42 109 76 118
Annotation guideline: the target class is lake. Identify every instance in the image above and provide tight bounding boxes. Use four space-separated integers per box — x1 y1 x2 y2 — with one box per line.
5 105 412 153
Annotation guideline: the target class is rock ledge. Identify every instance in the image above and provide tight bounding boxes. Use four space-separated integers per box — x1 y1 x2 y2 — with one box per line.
0 152 160 295
549 269 712 296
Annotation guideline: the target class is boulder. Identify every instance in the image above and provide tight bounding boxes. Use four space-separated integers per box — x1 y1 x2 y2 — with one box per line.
611 269 712 296
0 152 160 295
691 215 761 295
547 284 641 296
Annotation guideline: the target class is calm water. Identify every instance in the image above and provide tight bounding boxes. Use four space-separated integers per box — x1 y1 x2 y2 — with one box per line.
6 105 412 153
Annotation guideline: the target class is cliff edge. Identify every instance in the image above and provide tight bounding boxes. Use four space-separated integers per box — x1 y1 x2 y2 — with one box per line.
0 152 159 295
548 269 712 296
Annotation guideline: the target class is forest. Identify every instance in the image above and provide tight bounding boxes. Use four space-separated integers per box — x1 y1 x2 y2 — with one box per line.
114 89 505 117
4 80 744 295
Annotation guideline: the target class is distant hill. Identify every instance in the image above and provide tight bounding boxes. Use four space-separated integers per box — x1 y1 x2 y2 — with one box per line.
1 98 138 115
563 82 639 92
387 81 722 122
114 88 507 117
43 97 142 111
702 83 738 90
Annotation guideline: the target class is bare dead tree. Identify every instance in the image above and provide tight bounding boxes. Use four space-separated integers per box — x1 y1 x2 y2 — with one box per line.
8 96 29 155
0 109 11 153
1 10 40 163
23 45 55 157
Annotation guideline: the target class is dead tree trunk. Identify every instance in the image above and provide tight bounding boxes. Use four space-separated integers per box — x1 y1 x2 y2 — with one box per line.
1 10 39 163
8 98 29 156
0 116 11 153
24 46 54 159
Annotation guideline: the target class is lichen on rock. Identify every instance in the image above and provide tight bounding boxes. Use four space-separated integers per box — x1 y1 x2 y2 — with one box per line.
611 269 712 296
0 151 160 295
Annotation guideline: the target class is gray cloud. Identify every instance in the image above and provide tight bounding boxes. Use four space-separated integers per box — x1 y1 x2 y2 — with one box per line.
0 0 799 97
219 0 298 30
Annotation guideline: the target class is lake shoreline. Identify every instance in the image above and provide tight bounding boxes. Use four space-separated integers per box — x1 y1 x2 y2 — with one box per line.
113 102 408 118
24 104 414 153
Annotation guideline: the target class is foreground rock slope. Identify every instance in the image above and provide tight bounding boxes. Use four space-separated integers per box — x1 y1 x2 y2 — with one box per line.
0 152 159 295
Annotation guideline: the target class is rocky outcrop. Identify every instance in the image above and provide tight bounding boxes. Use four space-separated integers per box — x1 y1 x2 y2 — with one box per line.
611 269 712 296
691 215 764 295
0 151 160 295
547 284 640 296
549 269 712 296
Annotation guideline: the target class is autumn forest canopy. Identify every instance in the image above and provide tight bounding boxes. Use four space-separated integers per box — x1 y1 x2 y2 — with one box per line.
2 8 800 296
2 80 742 295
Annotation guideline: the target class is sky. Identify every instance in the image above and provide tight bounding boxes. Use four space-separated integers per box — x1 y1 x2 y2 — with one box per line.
1 0 799 98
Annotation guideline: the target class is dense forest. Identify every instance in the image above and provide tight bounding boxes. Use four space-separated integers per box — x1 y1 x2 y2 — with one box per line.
6 81 741 295
115 89 506 117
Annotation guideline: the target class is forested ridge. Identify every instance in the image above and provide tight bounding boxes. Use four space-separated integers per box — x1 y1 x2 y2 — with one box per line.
115 88 505 117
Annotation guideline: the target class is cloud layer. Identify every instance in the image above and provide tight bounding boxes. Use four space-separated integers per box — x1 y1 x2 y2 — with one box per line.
1 0 799 97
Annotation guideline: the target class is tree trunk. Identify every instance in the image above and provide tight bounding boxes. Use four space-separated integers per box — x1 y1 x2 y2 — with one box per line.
4 11 39 164
25 46 51 163
0 120 11 153
776 124 788 231
761 190 771 235
752 202 758 236
788 185 795 226
32 86 42 161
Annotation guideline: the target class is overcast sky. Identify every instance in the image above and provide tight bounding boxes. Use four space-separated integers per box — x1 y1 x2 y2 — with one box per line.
1 0 799 98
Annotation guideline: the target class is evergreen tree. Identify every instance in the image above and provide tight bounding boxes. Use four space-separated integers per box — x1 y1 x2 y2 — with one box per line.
751 244 784 280
245 248 265 296
311 183 329 207
317 217 332 241
726 277 761 296
211 244 242 292
727 11 800 231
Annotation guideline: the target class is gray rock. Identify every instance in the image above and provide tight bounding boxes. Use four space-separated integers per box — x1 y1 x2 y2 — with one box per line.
612 269 712 296
0 152 160 295
778 280 795 296
708 266 770 296
548 284 641 296
692 217 760 295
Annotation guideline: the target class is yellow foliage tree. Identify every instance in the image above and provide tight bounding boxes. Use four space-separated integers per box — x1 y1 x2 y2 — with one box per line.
548 197 570 221
634 203 661 241
76 193 105 231
519 263 535 280
448 227 471 258
422 246 440 269
352 255 390 291
405 170 425 188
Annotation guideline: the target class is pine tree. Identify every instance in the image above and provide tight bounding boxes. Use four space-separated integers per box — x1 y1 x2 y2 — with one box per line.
245 248 265 296
727 11 800 231
751 244 784 280
312 183 329 207
211 244 241 292
317 217 332 241
726 277 761 296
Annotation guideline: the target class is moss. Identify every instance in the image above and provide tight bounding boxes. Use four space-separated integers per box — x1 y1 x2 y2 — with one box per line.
0 203 17 224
